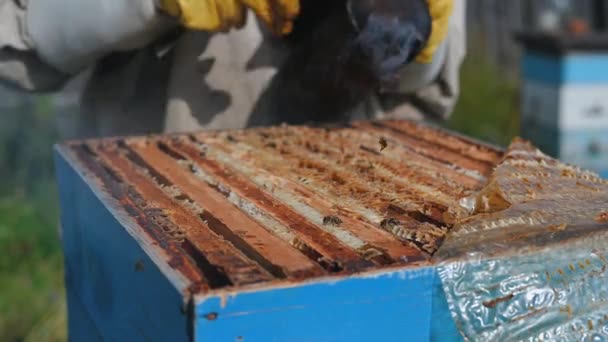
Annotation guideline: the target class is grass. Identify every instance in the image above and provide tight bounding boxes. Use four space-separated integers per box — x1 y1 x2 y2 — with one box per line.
0 196 66 342
0 95 67 341
0 49 520 341
447 50 521 147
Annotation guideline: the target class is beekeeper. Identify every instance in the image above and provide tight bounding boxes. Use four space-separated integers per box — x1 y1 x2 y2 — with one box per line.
0 0 465 139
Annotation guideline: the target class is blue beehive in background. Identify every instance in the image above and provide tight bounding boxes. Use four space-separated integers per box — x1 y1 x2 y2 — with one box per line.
518 32 608 178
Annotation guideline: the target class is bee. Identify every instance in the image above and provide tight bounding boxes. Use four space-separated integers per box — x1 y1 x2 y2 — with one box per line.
323 215 343 226
379 137 388 152
380 217 400 230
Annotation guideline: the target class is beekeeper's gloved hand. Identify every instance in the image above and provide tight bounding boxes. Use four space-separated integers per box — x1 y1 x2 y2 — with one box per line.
415 0 453 64
158 0 299 35
373 0 455 97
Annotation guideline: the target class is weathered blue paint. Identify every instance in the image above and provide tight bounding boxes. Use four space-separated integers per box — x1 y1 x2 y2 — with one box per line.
522 53 562 85
430 276 461 342
66 285 104 342
522 52 608 85
195 268 461 342
519 122 560 158
55 146 191 342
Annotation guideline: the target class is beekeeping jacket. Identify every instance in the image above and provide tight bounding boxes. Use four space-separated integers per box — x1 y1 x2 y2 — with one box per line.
0 0 466 139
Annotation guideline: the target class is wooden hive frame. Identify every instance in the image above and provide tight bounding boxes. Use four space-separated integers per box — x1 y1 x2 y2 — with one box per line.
55 120 504 341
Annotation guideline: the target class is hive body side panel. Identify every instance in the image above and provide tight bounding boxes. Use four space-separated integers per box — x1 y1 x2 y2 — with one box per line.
562 53 608 84
430 275 462 342
519 81 560 157
66 285 104 342
55 147 191 341
522 52 608 85
522 52 564 85
195 268 446 341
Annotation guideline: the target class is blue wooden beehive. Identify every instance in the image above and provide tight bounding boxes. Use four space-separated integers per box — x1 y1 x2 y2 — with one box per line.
55 121 608 341
55 121 501 341
518 32 608 178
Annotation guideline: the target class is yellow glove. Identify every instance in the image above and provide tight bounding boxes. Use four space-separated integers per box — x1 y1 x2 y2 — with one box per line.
416 0 453 64
159 0 299 35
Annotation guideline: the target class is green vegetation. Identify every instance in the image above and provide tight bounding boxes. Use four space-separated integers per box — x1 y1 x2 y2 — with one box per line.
0 198 66 342
447 51 521 147
0 95 66 341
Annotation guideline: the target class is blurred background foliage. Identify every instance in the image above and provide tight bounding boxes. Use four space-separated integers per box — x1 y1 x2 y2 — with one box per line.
447 42 520 146
0 94 66 341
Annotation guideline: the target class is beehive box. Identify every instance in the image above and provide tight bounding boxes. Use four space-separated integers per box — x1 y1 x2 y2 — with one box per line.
517 32 608 177
55 120 608 341
55 120 504 341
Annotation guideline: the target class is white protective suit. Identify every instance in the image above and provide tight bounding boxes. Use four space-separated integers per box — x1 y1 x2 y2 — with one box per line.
0 0 466 139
